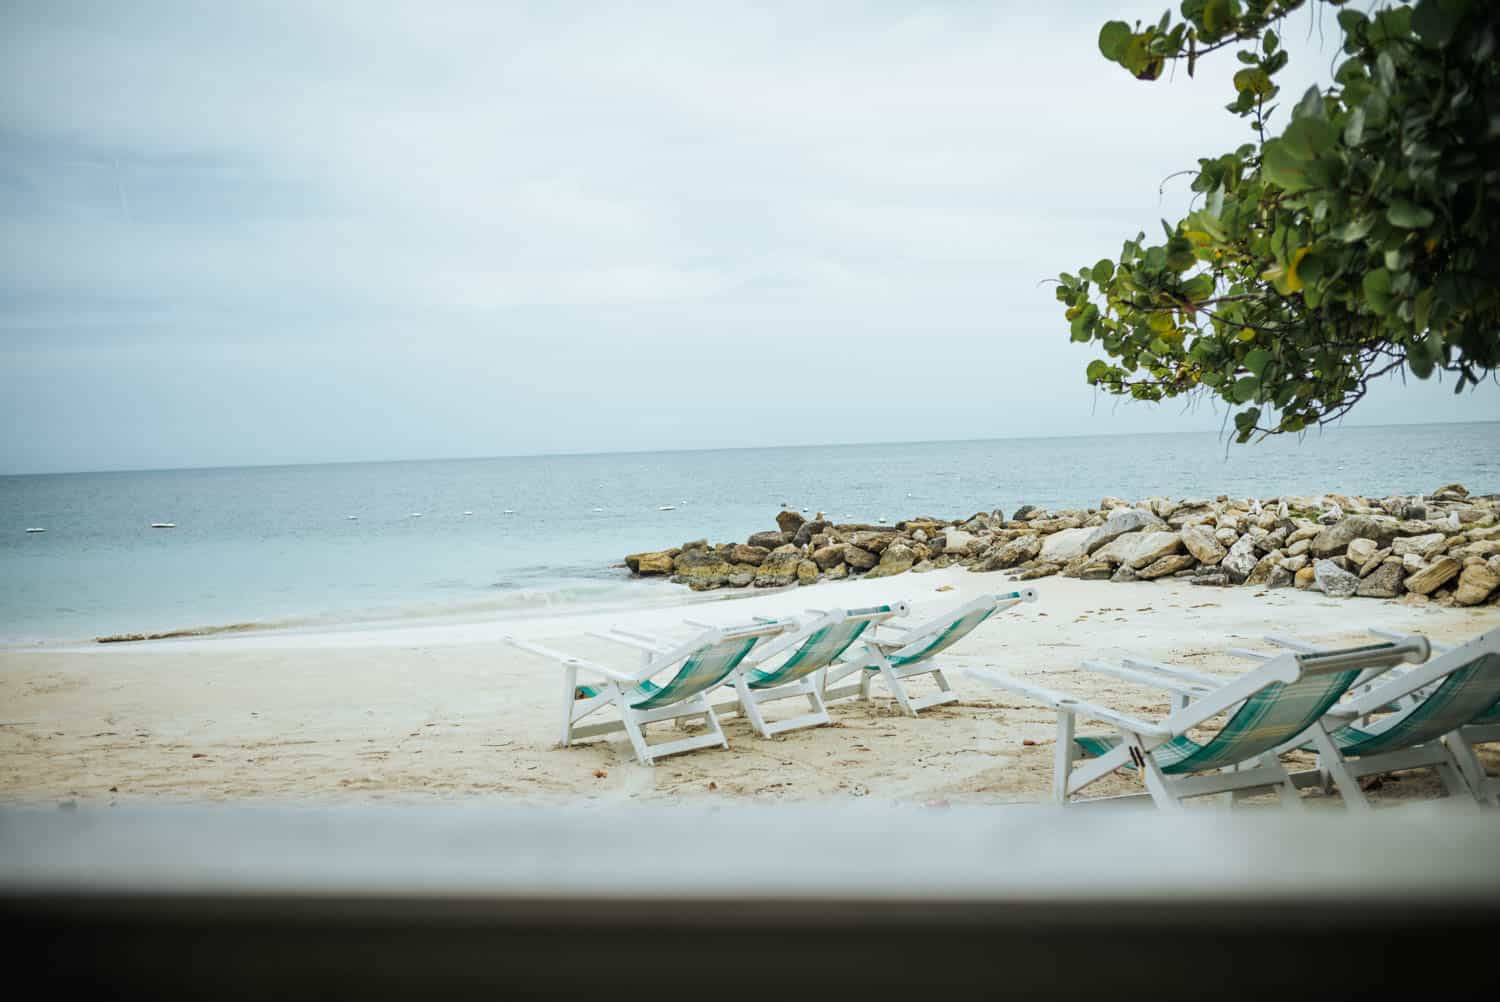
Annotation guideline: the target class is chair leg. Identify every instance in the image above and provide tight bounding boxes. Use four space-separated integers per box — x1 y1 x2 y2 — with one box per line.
882 664 917 716
619 705 654 766
736 678 771 739
560 667 579 747
1053 711 1075 805
1308 726 1370 812
1133 740 1182 811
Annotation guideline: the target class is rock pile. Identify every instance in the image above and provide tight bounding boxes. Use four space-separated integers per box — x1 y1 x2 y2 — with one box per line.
623 485 1500 607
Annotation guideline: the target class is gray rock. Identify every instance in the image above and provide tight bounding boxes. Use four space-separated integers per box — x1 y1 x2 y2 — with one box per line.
1084 508 1166 555
1191 572 1231 587
1356 560 1405 599
1014 562 1061 580
1267 565 1295 590
1245 552 1282 586
1221 535 1259 583
1391 532 1446 559
810 545 845 570
1310 516 1400 557
983 534 1042 570
1180 524 1226 565
796 559 820 586
1314 559 1360 598
1110 563 1140 583
1125 530 1183 570
791 520 829 547
842 544 878 571
943 528 979 556
1039 527 1094 564
1137 553 1195 580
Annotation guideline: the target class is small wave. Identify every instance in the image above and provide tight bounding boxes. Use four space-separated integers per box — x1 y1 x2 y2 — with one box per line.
96 621 266 644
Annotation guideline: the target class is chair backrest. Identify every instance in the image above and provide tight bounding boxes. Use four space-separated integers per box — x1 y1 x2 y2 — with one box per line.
1334 629 1500 756
630 621 788 709
1156 667 1366 774
885 590 1036 668
750 604 906 688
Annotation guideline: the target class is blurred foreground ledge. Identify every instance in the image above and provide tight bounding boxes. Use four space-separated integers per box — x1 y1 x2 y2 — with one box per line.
3 802 1497 1000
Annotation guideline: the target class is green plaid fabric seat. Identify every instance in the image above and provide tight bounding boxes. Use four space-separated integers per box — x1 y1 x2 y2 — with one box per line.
872 604 998 670
573 634 761 708
1074 666 1365 774
742 605 889 690
1326 652 1500 757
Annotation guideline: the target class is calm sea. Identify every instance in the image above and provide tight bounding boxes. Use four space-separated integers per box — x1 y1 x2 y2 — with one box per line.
3 422 1497 645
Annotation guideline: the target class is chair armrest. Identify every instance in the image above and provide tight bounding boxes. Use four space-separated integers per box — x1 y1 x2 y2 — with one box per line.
964 669 1169 738
505 638 637 683
1119 657 1227 688
588 630 671 655
1079 659 1212 698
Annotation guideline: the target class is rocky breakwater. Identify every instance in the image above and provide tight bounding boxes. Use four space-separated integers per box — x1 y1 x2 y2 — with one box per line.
622 485 1500 607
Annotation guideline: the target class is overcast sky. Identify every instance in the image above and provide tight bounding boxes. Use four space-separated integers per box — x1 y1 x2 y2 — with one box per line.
2 1 1494 474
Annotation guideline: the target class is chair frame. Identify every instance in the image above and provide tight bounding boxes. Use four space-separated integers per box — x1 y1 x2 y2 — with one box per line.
966 639 1430 809
506 618 791 765
1250 626 1500 809
823 589 1039 716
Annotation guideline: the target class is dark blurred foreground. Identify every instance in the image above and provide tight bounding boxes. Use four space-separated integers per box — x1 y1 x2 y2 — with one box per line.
3 801 1497 1000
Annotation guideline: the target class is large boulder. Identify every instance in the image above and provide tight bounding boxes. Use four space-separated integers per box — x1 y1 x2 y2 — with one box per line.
1137 553 1195 580
810 545 845 570
747 530 791 550
1085 508 1166 554
974 534 1042 571
792 520 829 547
626 549 678 575
1356 559 1405 599
1455 562 1500 606
1314 559 1360 598
943 528 980 556
1345 538 1378 566
728 543 770 566
1246 552 1282 587
842 544 879 571
1391 533 1447 559
866 542 916 579
1404 556 1461 596
847 531 898 554
796 559 820 586
753 546 802 587
671 548 736 588
775 510 806 534
1166 504 1217 529
1221 535 1259 583
1310 516 1400 557
1180 524 1226 565
1125 531 1183 570
1039 527 1094 564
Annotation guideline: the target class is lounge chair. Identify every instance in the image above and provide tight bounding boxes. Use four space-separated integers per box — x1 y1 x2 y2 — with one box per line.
506 618 792 765
823 589 1039 716
714 604 910 737
1250 626 1500 808
965 638 1430 808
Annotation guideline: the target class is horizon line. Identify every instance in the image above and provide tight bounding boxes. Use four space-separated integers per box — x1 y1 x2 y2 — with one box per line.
4 417 1496 479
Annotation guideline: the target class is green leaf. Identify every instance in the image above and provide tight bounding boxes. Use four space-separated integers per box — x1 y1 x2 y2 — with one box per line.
1243 348 1271 376
1232 68 1273 96
1411 0 1461 46
1280 117 1338 160
1085 359 1110 383
1362 268 1393 313
1090 259 1114 284
1261 139 1313 193
1386 200 1435 229
1097 21 1131 61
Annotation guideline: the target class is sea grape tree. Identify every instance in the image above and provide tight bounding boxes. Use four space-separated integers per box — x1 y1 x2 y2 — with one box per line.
1060 0 1499 440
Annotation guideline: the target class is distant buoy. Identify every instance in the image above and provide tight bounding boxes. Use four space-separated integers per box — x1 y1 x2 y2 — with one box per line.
800 507 808 513
409 513 423 518
657 505 676 511
346 515 358 520
25 527 46 533
502 509 516 515
150 522 176 529
462 511 473 516
591 507 604 513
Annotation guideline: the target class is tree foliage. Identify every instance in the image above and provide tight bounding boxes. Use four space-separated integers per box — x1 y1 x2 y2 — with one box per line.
1060 0 1499 440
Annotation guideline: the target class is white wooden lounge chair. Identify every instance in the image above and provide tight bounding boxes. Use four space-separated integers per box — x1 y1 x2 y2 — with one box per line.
1250 626 1500 808
714 604 910 738
505 618 792 765
823 589 1039 716
965 638 1430 809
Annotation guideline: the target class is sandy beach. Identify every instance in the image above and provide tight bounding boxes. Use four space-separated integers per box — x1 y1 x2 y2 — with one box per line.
3 567 1497 807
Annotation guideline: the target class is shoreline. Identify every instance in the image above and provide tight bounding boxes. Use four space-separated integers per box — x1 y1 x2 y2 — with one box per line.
4 566 1498 805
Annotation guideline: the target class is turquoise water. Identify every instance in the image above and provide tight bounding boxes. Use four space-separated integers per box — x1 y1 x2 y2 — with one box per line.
2 421 1496 644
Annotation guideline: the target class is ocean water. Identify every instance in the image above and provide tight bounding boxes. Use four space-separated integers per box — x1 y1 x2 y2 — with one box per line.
2 421 1497 645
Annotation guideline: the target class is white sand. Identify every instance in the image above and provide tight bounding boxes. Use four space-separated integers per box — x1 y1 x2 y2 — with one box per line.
3 567 1497 805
